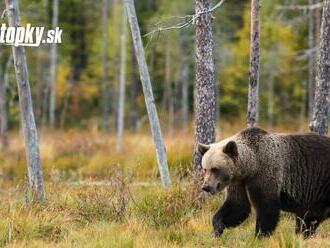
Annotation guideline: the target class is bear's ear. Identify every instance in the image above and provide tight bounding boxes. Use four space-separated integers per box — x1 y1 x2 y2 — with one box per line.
223 141 238 158
198 143 210 156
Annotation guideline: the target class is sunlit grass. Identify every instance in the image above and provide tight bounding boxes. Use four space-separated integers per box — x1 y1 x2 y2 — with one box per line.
0 120 328 247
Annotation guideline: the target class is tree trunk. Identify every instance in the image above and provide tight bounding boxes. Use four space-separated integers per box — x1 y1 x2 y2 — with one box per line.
0 54 12 150
5 0 46 202
49 0 58 128
117 10 127 152
124 0 171 187
247 0 261 128
193 0 216 173
310 0 330 135
308 0 315 120
102 0 111 133
179 31 189 129
130 41 138 133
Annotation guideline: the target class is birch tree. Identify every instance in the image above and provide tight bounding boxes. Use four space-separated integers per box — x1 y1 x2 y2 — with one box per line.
5 0 46 202
117 9 127 152
193 0 216 173
310 0 330 135
49 0 58 128
247 0 260 128
124 0 171 187
102 0 111 133
0 54 12 150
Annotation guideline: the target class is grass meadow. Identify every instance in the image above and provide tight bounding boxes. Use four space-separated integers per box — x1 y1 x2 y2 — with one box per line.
0 120 329 247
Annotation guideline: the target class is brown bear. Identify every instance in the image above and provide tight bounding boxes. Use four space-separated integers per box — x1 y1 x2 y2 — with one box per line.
199 127 330 238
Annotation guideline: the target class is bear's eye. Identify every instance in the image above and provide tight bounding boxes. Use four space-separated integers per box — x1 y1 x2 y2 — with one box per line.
211 168 220 174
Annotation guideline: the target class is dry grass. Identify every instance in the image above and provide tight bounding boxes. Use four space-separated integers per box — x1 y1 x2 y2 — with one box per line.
0 120 328 247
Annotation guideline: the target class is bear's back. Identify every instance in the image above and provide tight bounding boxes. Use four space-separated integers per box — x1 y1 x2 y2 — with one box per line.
238 128 330 209
278 132 330 209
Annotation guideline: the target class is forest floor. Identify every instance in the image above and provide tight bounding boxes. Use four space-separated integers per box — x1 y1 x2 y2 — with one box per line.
0 121 330 247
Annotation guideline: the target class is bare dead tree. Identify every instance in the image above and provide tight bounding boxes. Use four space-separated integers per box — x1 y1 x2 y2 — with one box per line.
102 0 111 133
193 0 216 173
49 0 58 128
247 0 261 127
310 0 330 135
124 0 171 187
117 9 127 152
5 0 46 202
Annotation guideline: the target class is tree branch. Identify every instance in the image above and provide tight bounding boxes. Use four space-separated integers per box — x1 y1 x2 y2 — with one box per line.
144 0 226 37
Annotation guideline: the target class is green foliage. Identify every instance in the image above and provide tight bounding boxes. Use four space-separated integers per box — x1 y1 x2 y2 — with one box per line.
221 3 304 120
0 0 313 128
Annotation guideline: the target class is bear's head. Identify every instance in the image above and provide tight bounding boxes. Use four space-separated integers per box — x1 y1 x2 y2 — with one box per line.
198 140 238 195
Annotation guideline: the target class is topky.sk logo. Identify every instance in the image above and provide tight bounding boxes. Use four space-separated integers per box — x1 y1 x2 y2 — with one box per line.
0 23 63 47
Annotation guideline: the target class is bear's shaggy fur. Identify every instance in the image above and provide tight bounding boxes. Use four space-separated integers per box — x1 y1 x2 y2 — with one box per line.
199 127 330 238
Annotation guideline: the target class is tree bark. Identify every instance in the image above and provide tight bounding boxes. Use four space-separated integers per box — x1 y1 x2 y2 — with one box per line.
5 0 46 202
0 54 12 150
117 9 127 152
130 40 138 133
124 0 171 187
102 0 111 133
179 31 189 129
310 0 330 135
49 0 58 128
247 0 261 128
193 0 216 173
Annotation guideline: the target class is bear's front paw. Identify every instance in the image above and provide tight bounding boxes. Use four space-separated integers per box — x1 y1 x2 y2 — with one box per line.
213 222 225 238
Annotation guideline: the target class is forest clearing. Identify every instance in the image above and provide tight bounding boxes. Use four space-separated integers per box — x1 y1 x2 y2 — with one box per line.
1 122 330 247
0 0 330 247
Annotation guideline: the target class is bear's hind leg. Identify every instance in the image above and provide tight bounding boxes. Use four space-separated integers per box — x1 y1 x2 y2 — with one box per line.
213 185 251 237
